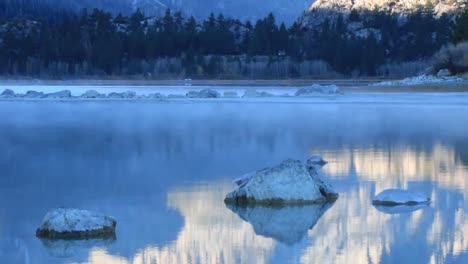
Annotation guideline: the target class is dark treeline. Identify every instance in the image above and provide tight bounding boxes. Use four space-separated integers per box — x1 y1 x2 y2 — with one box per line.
0 7 466 78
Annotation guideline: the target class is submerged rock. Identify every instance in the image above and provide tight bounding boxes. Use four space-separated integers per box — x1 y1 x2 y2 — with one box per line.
295 85 341 96
242 90 274 98
225 158 338 205
0 89 15 97
36 208 117 239
226 203 334 245
81 90 103 98
372 189 430 206
44 90 72 98
186 89 220 98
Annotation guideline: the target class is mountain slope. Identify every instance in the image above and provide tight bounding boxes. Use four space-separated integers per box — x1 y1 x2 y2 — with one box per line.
301 0 467 27
0 0 313 24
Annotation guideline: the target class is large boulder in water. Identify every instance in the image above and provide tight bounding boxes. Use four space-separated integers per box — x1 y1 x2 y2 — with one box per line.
36 208 117 239
372 189 430 206
225 158 338 205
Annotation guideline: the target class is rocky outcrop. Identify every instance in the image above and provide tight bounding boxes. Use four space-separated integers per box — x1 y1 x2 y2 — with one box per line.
225 158 338 205
23 91 44 98
36 208 117 239
372 189 430 206
301 0 466 32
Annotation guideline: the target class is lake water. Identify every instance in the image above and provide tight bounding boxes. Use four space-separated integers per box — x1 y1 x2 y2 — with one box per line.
0 93 467 264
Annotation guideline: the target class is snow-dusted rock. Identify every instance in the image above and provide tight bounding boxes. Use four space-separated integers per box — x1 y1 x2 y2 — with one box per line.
372 189 430 206
167 94 186 99
0 89 15 97
437 69 451 78
23 90 44 98
122 91 136 98
225 159 338 205
44 90 72 98
186 89 220 98
226 203 334 245
81 90 103 98
242 90 274 98
107 92 124 98
306 156 339 201
147 93 165 99
36 208 117 239
295 85 341 96
223 91 239 98
373 75 464 86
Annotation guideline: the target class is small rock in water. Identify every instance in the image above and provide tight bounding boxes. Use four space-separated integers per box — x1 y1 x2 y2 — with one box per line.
36 208 117 239
225 158 338 205
24 90 44 98
0 89 15 97
81 90 103 98
242 90 274 98
122 91 136 98
223 91 239 98
107 92 124 99
186 89 220 98
295 85 341 96
44 90 72 98
372 189 430 206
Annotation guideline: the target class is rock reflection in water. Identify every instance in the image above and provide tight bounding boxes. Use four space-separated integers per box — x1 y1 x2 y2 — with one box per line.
39 238 115 258
226 203 334 245
373 204 430 215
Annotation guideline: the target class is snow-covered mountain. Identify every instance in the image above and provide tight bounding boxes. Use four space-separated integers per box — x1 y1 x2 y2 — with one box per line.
301 0 466 27
3 0 313 24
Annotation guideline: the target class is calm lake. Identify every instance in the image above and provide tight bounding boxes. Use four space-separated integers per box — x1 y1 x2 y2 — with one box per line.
0 92 467 264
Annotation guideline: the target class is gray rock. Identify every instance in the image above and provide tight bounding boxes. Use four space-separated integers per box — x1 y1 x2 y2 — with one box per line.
0 89 15 97
36 208 117 239
81 90 103 98
295 85 341 96
44 90 72 98
107 92 124 99
225 159 338 205
242 90 274 98
122 91 136 98
223 91 239 98
24 91 44 98
186 89 220 98
437 69 451 78
372 189 430 206
226 203 334 245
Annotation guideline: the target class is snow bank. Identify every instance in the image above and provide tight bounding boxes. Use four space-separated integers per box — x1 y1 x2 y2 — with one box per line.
36 208 117 239
373 75 464 86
